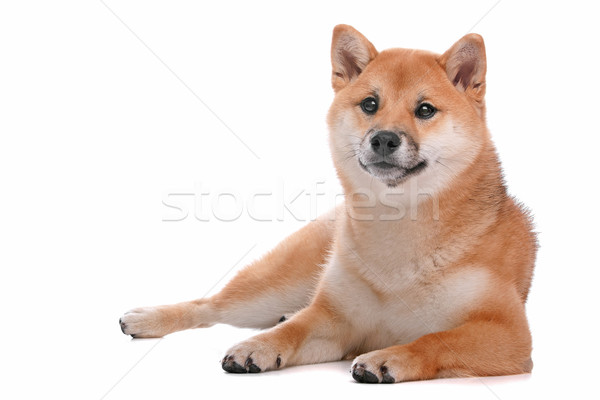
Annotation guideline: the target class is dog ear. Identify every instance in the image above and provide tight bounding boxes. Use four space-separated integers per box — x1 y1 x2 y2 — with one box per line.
331 25 378 92
439 34 486 102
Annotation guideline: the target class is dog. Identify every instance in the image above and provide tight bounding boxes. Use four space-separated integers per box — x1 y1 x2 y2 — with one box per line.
120 24 537 383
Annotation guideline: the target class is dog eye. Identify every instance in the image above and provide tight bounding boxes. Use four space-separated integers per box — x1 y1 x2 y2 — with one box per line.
415 103 437 119
360 97 378 115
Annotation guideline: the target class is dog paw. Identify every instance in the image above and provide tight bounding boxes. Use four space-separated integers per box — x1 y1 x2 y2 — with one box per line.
119 307 165 338
221 339 283 374
351 350 403 384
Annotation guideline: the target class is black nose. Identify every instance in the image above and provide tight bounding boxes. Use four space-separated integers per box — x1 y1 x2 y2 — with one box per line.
370 131 400 156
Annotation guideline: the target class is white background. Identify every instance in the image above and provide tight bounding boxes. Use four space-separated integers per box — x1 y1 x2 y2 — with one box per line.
1 0 599 399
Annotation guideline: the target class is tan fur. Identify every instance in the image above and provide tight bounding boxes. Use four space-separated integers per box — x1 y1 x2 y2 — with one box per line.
120 25 537 383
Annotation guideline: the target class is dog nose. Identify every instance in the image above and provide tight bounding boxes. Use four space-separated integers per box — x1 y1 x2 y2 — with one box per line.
370 131 400 156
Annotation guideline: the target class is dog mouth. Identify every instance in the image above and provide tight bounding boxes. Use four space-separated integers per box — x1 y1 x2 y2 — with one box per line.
359 159 428 185
372 161 397 170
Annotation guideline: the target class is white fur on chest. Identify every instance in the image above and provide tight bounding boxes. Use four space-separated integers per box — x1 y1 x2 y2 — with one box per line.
322 253 490 351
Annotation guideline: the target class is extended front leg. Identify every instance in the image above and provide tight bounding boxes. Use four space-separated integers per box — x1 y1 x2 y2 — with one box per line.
351 296 533 383
120 209 337 338
221 293 352 373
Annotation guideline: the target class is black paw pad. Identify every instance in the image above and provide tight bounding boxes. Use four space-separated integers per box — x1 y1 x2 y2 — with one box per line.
380 365 395 383
278 315 287 324
222 355 247 373
276 355 282 368
245 357 261 373
352 363 379 383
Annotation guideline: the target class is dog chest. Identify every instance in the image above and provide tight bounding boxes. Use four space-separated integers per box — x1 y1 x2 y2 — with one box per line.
323 255 490 348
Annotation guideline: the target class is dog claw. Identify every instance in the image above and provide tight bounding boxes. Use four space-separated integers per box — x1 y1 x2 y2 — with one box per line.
245 357 261 373
352 363 379 383
222 355 247 373
248 363 261 373
380 365 395 383
119 318 127 334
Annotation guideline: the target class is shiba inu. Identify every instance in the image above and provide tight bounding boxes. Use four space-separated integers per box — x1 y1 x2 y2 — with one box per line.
120 24 537 383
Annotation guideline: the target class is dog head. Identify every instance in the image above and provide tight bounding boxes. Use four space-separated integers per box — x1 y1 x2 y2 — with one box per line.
327 25 489 195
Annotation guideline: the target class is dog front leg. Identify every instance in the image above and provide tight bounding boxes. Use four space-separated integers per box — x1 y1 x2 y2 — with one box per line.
120 209 338 338
350 294 533 383
221 293 353 373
